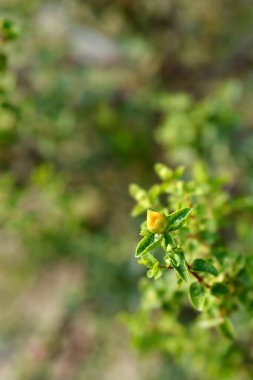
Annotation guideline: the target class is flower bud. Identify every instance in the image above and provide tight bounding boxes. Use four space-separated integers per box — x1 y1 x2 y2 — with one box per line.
147 210 167 234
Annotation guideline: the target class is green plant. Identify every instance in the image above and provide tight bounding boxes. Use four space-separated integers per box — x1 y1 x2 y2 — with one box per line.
154 83 253 193
0 18 20 152
127 163 253 379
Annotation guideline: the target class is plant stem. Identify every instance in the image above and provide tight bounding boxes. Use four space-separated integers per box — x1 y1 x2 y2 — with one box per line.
187 263 210 288
158 263 210 288
158 264 174 270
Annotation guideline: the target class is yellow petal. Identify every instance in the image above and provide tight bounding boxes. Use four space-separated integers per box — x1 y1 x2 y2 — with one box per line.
147 210 167 234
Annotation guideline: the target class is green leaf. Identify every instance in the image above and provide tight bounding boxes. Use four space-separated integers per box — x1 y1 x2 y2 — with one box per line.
164 256 171 267
198 318 224 329
211 282 229 297
140 226 151 236
219 318 236 339
191 259 218 276
147 269 154 279
131 203 146 217
162 232 175 251
135 234 162 257
189 281 205 310
137 252 158 268
154 269 163 280
148 184 163 202
146 262 163 280
170 249 190 282
140 221 149 236
129 184 150 210
1 19 20 41
0 52 7 71
129 184 146 201
152 262 163 280
154 163 173 181
174 165 185 178
167 208 192 231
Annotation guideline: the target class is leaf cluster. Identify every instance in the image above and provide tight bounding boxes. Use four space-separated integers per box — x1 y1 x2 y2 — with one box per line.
130 164 253 339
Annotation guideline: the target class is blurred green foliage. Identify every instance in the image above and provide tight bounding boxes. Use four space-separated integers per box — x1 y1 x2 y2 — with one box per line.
0 1 253 379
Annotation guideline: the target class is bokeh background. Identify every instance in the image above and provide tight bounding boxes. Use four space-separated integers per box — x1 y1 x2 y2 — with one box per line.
1 1 253 379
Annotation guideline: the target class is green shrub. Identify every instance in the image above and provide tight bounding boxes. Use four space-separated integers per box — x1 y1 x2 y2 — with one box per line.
127 163 253 380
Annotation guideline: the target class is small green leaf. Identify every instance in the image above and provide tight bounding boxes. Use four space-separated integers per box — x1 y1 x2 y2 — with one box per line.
147 269 154 279
162 232 175 251
175 166 185 178
148 184 163 201
164 256 171 267
167 208 192 231
152 262 163 280
129 184 150 210
146 262 163 280
191 259 218 276
1 19 20 41
219 318 236 339
189 281 205 310
170 249 190 282
135 234 162 257
129 183 146 199
211 282 229 297
154 269 163 280
198 318 224 329
0 52 7 71
154 163 173 181
137 252 158 268
140 227 151 236
131 203 146 217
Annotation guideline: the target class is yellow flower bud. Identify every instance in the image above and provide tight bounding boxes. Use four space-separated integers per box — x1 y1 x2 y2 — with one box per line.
147 210 167 234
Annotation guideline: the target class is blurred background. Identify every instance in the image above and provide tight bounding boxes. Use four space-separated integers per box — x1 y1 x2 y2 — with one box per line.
0 1 253 379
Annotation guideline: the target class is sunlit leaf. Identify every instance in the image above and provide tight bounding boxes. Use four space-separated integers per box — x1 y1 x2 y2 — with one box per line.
189 281 205 310
154 163 173 181
167 208 192 231
170 249 190 282
135 234 162 257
